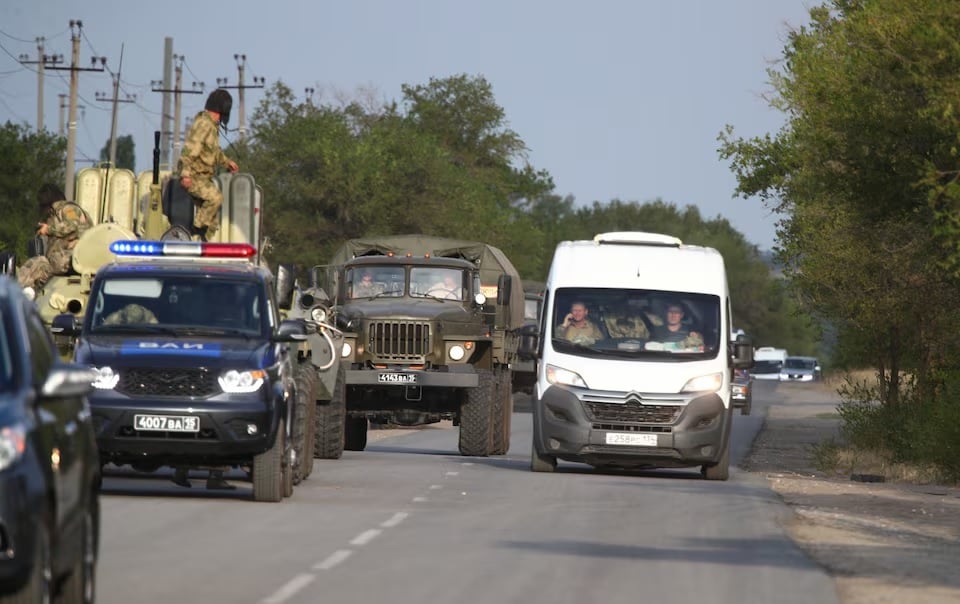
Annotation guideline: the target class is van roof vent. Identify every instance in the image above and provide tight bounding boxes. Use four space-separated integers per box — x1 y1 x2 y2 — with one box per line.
593 231 683 247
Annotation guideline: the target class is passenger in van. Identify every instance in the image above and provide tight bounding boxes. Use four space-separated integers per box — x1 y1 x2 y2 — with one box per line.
652 303 703 347
559 301 604 345
605 309 650 340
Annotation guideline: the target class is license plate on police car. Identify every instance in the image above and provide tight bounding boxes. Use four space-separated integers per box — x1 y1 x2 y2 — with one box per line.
605 432 657 446
134 414 200 432
377 373 418 384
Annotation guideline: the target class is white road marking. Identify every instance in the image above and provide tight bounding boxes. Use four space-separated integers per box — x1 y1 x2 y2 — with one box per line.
313 549 353 571
381 512 409 528
445 471 460 476
261 573 315 604
413 496 428 502
429 484 442 490
350 529 382 546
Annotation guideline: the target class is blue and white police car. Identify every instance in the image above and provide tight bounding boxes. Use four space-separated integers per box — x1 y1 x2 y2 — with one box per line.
52 240 309 502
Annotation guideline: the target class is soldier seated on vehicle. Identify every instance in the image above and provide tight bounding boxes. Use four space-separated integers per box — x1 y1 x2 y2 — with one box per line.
350 270 383 298
102 303 159 326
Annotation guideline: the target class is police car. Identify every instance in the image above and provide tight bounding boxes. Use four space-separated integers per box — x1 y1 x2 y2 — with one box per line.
51 240 309 502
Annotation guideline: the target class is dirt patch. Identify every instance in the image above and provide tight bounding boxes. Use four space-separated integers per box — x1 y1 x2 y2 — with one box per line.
744 382 960 603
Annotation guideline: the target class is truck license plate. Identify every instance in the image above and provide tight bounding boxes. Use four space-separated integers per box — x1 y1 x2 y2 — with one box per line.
134 414 200 433
378 373 418 384
605 432 657 446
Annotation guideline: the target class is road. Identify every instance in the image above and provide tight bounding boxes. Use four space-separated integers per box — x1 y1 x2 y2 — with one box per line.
97 382 838 604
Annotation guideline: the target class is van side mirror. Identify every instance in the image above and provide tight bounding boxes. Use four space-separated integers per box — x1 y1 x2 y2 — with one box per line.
732 334 754 369
517 323 540 360
276 264 296 310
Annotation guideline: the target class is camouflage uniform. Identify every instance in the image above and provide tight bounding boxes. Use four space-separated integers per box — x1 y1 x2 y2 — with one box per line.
177 111 234 237
560 320 604 345
605 315 650 339
18 200 92 290
103 304 158 325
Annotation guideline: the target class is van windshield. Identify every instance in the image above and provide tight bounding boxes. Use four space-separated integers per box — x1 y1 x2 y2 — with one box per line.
550 288 721 360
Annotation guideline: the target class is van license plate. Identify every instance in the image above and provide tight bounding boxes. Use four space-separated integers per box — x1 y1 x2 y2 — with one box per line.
605 432 657 446
378 373 417 384
134 414 200 432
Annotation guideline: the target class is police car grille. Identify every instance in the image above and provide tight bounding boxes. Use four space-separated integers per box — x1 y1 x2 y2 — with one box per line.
117 368 219 397
368 321 430 360
584 402 680 424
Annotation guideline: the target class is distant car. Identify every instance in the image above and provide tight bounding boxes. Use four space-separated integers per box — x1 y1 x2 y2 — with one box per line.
731 368 753 415
780 356 822 382
751 359 783 380
0 275 100 602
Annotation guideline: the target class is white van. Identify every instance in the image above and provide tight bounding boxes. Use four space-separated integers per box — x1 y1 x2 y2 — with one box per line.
519 232 753 480
753 346 788 380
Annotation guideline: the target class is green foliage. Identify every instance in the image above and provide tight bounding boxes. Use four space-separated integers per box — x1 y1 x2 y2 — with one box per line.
99 135 136 171
0 122 65 258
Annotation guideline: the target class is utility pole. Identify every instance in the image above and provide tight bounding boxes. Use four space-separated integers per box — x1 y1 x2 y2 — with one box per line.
57 94 84 136
19 37 61 131
96 68 136 168
216 53 264 143
152 54 203 169
44 20 106 201
159 38 173 170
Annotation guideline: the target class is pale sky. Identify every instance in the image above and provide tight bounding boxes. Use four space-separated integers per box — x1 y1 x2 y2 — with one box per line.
0 1 813 250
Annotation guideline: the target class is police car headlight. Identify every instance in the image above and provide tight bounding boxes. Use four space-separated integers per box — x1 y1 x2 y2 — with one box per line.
682 372 723 393
448 345 465 361
341 341 353 358
0 424 27 472
219 369 266 393
546 364 587 388
311 308 327 323
92 366 120 390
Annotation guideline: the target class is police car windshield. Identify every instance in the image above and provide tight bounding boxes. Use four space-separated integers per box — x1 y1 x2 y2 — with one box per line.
88 276 265 336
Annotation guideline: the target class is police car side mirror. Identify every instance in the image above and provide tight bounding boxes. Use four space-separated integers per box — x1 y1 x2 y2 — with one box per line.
51 313 82 337
275 318 309 342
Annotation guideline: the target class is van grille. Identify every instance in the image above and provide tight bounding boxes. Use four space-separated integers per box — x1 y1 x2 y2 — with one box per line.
117 368 219 398
584 401 680 424
368 321 430 361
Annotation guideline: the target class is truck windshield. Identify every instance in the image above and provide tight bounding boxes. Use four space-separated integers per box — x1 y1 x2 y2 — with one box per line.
86 277 265 336
346 266 405 299
410 268 465 301
550 287 721 360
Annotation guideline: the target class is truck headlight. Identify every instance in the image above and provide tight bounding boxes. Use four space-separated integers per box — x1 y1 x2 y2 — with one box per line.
219 369 266 393
311 308 327 323
682 372 723 393
341 341 353 358
448 345 465 361
92 366 120 390
546 364 587 388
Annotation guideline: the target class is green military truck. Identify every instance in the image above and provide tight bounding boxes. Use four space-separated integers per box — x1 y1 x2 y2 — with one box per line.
324 235 524 457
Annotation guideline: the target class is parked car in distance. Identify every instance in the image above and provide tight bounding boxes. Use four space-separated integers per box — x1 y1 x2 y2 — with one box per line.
780 356 822 382
731 368 753 415
0 275 100 603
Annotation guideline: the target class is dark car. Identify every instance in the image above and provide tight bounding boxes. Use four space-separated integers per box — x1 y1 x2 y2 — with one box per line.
0 275 99 603
56 241 309 502
731 368 753 415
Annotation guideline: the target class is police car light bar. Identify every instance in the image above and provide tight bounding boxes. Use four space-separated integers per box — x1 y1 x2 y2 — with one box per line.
110 240 257 259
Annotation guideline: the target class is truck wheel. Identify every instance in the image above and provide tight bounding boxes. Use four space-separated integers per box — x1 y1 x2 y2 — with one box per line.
701 442 730 481
282 446 294 498
253 418 285 502
344 416 367 451
459 368 494 456
315 365 346 459
489 367 512 455
292 363 317 484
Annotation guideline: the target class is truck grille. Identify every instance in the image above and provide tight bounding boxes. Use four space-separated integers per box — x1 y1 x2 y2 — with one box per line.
368 321 430 360
584 401 680 424
117 368 220 398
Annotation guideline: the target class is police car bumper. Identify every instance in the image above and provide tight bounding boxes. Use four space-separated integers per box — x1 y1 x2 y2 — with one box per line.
533 385 730 468
89 390 280 466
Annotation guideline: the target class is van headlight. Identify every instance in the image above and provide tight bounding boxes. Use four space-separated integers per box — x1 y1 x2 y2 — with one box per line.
682 372 723 393
219 369 266 393
546 364 587 388
92 366 120 390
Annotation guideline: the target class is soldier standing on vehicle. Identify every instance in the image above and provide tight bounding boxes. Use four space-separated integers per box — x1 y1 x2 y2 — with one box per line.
17 183 92 297
177 89 239 242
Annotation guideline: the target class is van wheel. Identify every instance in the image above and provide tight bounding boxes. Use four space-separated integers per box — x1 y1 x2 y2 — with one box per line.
344 416 367 451
253 418 284 502
459 369 494 456
701 442 730 481
315 366 346 459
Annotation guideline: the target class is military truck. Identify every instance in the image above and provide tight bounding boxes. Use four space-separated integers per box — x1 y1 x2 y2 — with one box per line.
323 235 523 457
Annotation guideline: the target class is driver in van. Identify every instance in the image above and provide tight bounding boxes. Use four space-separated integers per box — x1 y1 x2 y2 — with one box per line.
559 301 604 345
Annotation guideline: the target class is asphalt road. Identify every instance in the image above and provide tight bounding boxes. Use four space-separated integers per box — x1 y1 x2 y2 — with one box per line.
97 382 838 604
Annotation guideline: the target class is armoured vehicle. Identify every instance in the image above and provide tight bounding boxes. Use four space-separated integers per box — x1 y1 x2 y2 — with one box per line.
324 235 523 457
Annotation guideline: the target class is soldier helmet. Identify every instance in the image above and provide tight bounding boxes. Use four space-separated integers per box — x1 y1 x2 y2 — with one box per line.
37 183 65 212
205 89 232 127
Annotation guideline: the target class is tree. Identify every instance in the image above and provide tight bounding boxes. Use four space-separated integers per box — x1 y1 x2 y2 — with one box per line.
99 134 136 170
0 122 65 258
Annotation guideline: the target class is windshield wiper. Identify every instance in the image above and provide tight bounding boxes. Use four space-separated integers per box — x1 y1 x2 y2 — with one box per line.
173 326 255 338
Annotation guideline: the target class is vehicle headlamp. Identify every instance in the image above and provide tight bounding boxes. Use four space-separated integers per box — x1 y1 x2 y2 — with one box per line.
545 364 587 388
0 425 27 472
682 372 723 393
219 369 266 393
311 307 327 323
341 341 353 358
448 345 465 361
92 366 120 390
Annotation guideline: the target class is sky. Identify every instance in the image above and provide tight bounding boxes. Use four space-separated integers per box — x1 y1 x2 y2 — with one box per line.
0 1 814 251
